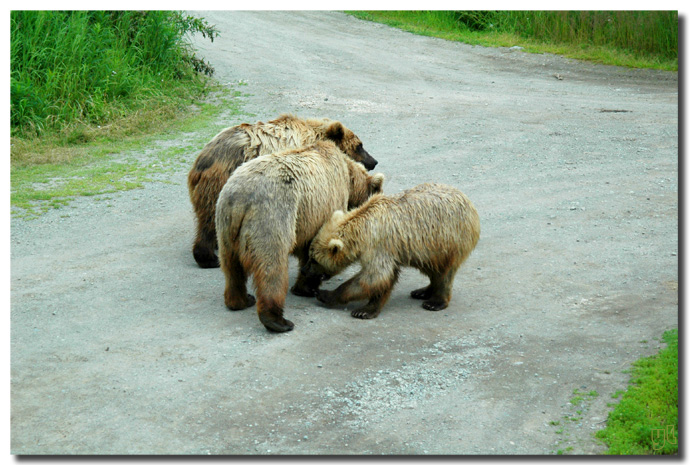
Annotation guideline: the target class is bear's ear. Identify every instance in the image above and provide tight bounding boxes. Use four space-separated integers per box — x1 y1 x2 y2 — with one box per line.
328 238 344 256
325 122 345 142
370 173 385 194
331 210 346 223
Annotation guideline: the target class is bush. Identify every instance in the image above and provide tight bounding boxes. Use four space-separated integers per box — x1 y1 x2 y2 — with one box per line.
10 11 218 137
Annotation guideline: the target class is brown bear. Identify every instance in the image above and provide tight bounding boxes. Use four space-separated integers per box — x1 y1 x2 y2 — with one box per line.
303 183 480 320
188 114 378 268
215 140 385 332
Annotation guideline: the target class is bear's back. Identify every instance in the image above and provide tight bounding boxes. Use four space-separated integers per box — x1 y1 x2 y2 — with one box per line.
221 143 353 247
354 183 479 265
246 115 319 158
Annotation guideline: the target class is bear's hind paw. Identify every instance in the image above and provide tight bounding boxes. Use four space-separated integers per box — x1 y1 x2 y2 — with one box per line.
226 294 256 310
259 314 295 333
193 247 220 269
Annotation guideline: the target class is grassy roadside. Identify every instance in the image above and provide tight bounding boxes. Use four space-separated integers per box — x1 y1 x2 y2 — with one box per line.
10 11 248 218
348 11 677 71
596 329 678 454
11 85 248 218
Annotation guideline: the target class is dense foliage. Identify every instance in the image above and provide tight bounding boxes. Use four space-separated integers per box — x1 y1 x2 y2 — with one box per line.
11 11 218 136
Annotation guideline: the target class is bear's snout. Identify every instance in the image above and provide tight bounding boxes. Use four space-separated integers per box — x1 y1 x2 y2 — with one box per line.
356 146 377 171
301 258 331 282
361 150 378 170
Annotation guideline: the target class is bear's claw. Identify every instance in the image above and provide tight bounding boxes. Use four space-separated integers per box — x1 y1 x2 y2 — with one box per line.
350 307 380 319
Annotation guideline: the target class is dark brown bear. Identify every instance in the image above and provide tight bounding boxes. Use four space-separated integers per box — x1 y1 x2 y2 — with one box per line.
188 114 377 268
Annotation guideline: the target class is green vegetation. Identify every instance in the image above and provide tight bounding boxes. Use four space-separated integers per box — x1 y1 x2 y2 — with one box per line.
596 329 678 455
349 11 678 71
549 387 600 454
11 87 246 218
10 11 238 217
569 388 598 408
11 11 218 138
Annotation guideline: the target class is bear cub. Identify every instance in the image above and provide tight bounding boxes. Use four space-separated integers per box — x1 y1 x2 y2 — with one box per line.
303 183 480 320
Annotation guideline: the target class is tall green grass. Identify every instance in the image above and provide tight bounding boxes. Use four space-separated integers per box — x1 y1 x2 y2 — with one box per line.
498 11 677 61
10 11 218 137
350 11 678 70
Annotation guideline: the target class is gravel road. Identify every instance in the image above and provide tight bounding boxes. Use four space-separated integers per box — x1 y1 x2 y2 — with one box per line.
10 11 678 455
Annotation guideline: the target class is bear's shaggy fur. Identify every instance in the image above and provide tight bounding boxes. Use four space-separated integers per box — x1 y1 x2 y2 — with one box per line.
215 140 384 332
304 183 480 320
188 114 378 268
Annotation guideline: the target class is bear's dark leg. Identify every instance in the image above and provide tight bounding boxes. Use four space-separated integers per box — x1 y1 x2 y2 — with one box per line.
193 220 220 268
422 266 458 311
222 252 255 310
255 258 294 332
290 244 322 297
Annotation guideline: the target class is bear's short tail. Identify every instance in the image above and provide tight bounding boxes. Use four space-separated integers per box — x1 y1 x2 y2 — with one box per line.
215 194 248 265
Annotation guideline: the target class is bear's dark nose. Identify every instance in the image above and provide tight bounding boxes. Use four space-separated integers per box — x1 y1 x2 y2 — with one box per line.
359 147 378 171
301 259 331 281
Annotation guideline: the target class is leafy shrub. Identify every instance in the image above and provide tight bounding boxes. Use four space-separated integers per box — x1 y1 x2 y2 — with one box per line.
10 11 218 136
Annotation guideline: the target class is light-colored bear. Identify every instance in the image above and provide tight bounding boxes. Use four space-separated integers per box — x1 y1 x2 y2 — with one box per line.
305 183 479 319
215 140 384 332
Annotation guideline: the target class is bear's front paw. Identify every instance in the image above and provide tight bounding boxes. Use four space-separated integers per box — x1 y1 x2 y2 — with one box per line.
410 286 433 300
316 289 336 305
422 300 448 311
351 306 380 319
290 283 319 298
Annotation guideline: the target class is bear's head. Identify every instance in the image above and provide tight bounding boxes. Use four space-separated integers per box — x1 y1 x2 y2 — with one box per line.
319 120 378 171
347 161 384 209
304 210 352 279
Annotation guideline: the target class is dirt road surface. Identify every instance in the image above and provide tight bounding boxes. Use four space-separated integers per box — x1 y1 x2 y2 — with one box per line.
10 11 678 455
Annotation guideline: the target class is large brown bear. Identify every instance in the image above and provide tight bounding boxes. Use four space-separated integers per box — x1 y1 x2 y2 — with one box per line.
215 140 385 332
188 114 378 268
303 183 480 320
